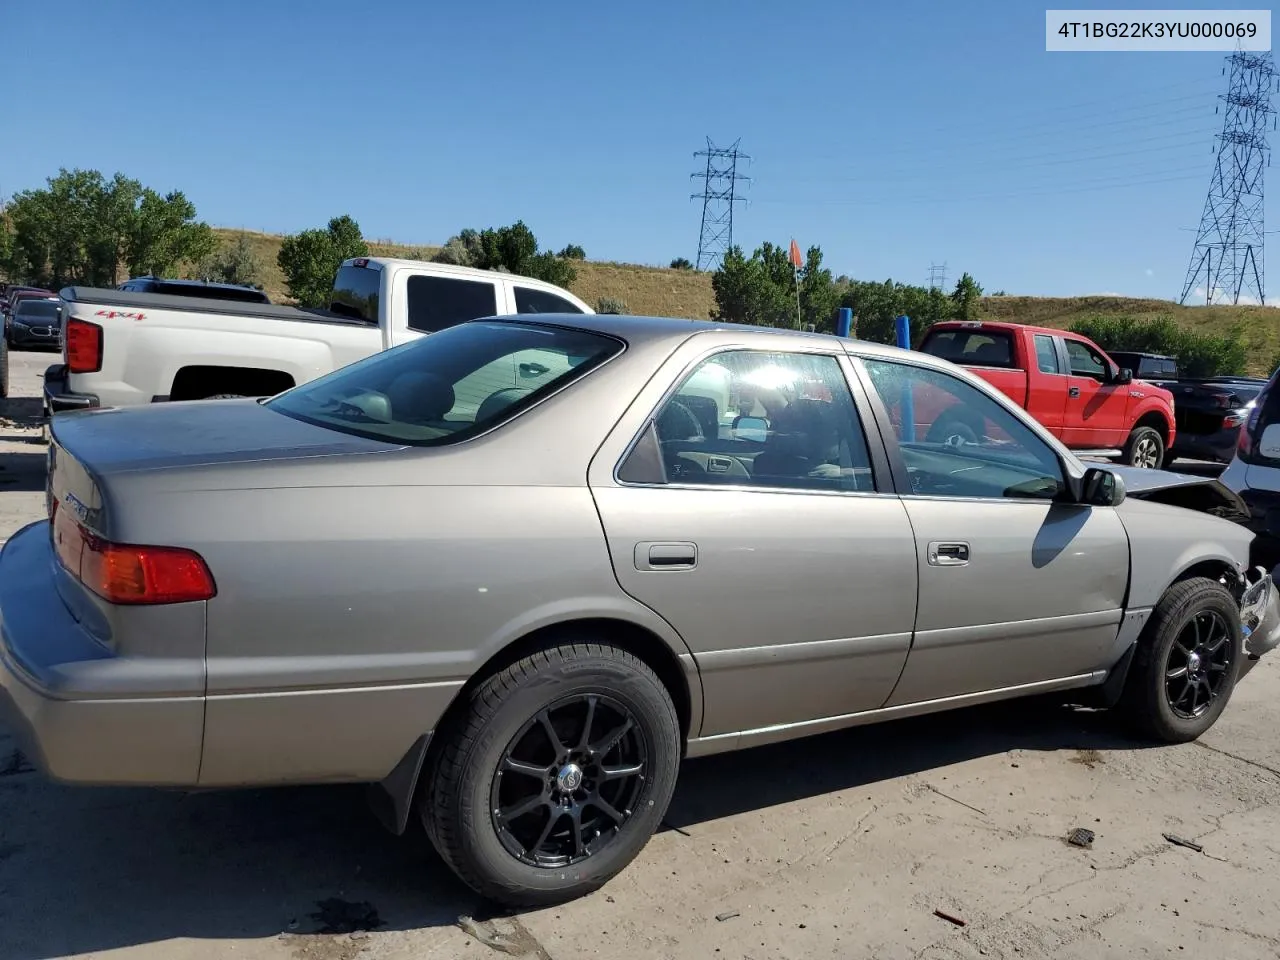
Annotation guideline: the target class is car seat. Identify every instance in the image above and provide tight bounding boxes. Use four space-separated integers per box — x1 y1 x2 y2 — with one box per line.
385 371 457 424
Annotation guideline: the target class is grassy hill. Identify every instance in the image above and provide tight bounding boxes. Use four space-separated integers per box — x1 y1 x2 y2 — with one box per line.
213 229 1277 374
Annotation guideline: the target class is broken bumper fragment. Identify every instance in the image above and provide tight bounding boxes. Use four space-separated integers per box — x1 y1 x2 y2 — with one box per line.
1239 567 1280 658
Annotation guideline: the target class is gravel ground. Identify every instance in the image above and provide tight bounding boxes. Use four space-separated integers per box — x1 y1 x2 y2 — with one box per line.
1 351 1277 960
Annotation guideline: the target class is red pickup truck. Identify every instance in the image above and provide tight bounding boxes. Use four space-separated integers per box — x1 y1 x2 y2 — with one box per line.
917 320 1177 469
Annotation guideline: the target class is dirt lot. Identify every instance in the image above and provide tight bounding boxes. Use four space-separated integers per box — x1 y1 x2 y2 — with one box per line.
1 353 1278 960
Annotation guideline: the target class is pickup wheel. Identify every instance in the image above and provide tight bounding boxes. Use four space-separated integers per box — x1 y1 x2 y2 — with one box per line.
926 409 983 448
420 642 681 907
1121 425 1164 469
0 334 8 399
1118 576 1242 743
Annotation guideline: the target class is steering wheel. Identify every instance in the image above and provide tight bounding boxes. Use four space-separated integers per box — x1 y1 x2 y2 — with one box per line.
657 400 704 443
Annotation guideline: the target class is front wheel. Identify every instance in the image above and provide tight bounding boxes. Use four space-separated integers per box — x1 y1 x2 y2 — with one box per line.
1121 425 1164 469
1118 576 1242 742
421 642 681 907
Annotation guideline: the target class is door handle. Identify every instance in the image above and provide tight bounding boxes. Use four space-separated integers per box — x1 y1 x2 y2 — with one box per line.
927 541 970 566
634 541 698 571
1068 386 1081 398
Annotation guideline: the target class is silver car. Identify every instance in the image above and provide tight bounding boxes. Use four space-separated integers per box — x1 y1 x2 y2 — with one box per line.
2 315 1278 906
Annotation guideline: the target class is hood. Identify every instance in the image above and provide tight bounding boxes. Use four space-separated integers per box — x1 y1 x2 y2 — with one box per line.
50 397 400 475
1110 464 1250 524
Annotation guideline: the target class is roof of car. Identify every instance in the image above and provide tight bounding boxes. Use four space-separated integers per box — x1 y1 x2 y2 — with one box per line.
487 312 922 361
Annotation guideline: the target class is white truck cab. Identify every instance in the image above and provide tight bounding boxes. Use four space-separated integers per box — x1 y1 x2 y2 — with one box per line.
44 257 593 414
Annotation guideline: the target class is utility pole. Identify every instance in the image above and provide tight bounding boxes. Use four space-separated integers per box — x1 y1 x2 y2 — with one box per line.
1179 51 1276 305
691 138 752 271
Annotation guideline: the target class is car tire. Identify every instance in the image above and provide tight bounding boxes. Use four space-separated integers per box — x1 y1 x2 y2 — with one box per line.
1118 576 1242 743
1121 425 1164 469
0 333 8 399
421 642 681 907
925 409 982 448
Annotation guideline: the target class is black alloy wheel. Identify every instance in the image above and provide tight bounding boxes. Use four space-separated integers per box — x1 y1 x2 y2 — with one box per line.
490 693 648 868
1164 609 1233 719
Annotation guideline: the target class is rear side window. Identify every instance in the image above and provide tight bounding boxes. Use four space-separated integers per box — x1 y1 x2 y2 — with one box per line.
330 265 381 321
919 330 1015 369
1033 335 1059 374
266 320 622 446
514 286 584 314
406 276 498 333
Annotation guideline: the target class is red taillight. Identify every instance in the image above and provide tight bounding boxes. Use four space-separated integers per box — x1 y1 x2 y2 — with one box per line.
65 318 103 373
52 507 215 605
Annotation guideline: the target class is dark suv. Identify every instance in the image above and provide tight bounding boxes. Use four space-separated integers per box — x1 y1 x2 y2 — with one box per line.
118 276 270 304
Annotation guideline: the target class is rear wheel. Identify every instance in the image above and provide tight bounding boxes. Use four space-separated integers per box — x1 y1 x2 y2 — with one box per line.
421 642 681 907
1118 576 1242 742
1121 425 1164 469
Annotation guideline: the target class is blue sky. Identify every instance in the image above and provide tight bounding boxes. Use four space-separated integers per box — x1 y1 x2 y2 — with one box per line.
3 0 1269 299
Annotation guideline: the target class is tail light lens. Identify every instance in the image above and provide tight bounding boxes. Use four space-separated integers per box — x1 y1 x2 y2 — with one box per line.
52 507 215 605
1224 410 1248 429
65 318 103 373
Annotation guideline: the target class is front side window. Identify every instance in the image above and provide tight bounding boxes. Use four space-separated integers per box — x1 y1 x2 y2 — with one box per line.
267 321 622 446
1034 334 1060 374
514 286 584 314
622 350 875 492
1065 339 1107 380
862 359 1065 500
406 275 498 333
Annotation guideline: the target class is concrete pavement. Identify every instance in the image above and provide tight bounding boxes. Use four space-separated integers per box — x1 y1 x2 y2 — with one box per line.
1 353 1277 960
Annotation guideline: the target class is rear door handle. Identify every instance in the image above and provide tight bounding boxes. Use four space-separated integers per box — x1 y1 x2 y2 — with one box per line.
1069 386 1081 398
634 541 698 571
927 541 970 566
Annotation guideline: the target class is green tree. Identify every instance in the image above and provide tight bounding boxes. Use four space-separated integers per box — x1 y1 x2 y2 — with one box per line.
277 214 370 306
195 233 265 289
798 245 840 332
558 243 586 260
0 168 216 287
669 257 693 270
950 271 983 321
710 241 838 330
433 221 576 287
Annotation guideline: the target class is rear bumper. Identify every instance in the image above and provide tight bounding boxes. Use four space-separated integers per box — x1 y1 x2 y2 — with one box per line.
42 363 99 417
0 523 203 785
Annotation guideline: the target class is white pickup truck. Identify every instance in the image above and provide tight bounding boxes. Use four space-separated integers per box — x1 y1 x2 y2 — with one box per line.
43 257 594 415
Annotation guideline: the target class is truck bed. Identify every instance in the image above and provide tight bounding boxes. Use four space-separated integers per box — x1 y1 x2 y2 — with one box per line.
60 286 374 328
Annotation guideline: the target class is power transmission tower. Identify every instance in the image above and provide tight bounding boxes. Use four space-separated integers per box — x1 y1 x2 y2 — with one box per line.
691 138 751 271
1179 50 1277 305
928 262 948 291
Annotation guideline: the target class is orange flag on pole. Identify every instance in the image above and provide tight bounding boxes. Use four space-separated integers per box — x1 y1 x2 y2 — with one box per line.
789 238 803 269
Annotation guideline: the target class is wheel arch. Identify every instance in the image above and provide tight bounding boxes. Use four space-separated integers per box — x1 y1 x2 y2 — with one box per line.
368 615 701 836
1133 408 1172 447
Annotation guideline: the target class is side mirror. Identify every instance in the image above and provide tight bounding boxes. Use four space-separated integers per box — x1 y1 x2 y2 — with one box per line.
1113 367 1133 385
1259 423 1280 459
1081 467 1126 506
733 415 768 443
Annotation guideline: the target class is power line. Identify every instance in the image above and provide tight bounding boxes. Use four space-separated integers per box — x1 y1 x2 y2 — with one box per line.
690 138 751 271
1180 51 1276 305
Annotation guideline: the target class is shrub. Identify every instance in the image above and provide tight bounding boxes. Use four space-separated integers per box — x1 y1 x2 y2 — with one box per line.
558 244 586 260
670 257 693 270
596 296 628 314
1070 314 1247 378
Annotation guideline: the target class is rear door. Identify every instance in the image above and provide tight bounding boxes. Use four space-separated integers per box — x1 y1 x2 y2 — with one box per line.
387 270 500 346
588 337 919 740
1026 332 1068 433
1062 335 1131 448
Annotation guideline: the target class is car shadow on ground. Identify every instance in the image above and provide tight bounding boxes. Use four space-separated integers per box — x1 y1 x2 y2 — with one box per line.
0 395 45 430
0 697 1148 958
0 452 46 492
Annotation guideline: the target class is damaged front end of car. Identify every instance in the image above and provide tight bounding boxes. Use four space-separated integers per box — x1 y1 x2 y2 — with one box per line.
1239 568 1280 658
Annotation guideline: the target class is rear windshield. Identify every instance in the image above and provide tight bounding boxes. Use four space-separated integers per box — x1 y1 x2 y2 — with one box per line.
330 264 380 321
15 300 59 318
266 320 624 446
919 329 1015 369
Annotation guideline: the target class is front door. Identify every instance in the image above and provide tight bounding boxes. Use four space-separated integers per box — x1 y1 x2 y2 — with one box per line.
590 347 919 738
1062 336 1130 448
857 357 1130 704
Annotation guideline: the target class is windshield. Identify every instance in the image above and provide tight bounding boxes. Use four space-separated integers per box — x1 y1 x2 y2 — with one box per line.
16 300 59 318
266 320 624 445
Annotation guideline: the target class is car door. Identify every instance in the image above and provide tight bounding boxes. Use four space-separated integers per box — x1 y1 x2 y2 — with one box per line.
855 355 1129 704
1062 336 1130 448
394 272 500 346
589 343 919 740
1027 332 1068 434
